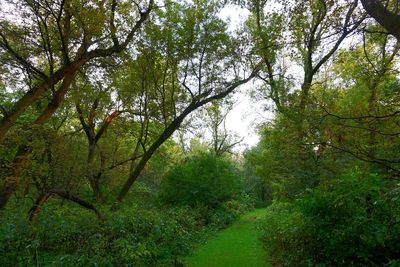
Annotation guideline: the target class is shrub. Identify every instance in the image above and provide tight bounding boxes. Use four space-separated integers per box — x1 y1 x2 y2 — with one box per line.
262 169 400 266
0 203 200 266
158 152 241 208
0 188 253 266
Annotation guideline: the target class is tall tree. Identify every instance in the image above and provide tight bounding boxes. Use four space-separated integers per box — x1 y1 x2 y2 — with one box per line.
0 0 154 142
0 0 154 210
320 27 400 174
249 0 364 162
113 0 261 205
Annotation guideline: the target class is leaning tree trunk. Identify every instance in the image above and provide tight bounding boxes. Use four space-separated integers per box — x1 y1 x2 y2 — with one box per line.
113 67 260 207
29 193 51 224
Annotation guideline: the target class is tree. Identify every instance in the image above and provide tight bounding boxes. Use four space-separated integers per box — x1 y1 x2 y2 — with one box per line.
159 152 241 207
319 26 400 174
75 80 125 202
361 0 400 40
244 0 365 193
0 0 154 142
203 100 243 156
113 0 260 206
0 0 154 210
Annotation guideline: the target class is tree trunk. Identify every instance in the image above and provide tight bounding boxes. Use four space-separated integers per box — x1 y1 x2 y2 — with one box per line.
87 141 103 202
29 193 51 223
368 80 378 161
114 117 185 206
0 62 82 143
34 69 77 124
297 81 312 162
361 0 400 40
49 190 103 220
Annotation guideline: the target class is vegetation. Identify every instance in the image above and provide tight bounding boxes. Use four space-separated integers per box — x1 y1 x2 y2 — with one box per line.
1 0 400 266
1 154 255 266
159 153 241 208
243 0 400 266
261 170 400 266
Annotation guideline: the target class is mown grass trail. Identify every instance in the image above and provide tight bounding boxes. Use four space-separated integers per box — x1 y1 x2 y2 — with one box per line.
185 208 270 267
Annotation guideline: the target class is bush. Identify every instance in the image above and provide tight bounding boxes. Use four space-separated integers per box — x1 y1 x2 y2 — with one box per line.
158 152 241 208
0 154 253 267
0 186 253 266
0 203 200 266
262 169 400 266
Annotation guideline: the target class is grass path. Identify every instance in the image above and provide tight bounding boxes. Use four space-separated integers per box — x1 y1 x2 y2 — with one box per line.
185 208 271 267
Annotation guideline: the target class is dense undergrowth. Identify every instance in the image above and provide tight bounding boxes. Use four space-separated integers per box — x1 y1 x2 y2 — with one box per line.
0 186 254 266
261 169 400 266
0 153 256 266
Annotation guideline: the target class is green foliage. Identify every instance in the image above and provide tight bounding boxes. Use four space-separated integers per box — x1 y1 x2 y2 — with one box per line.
2 1 400 266
1 208 194 266
0 180 254 266
158 152 242 208
244 118 328 200
207 193 256 227
262 169 400 266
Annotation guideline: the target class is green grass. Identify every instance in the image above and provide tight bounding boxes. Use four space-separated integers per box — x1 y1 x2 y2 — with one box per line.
185 208 270 267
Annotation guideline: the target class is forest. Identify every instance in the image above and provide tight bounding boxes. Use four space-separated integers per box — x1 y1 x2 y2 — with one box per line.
1 0 400 266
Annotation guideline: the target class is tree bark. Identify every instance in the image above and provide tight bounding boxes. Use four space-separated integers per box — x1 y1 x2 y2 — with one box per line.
87 141 103 202
361 0 400 40
34 67 78 125
49 190 103 220
0 62 82 142
78 107 122 202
